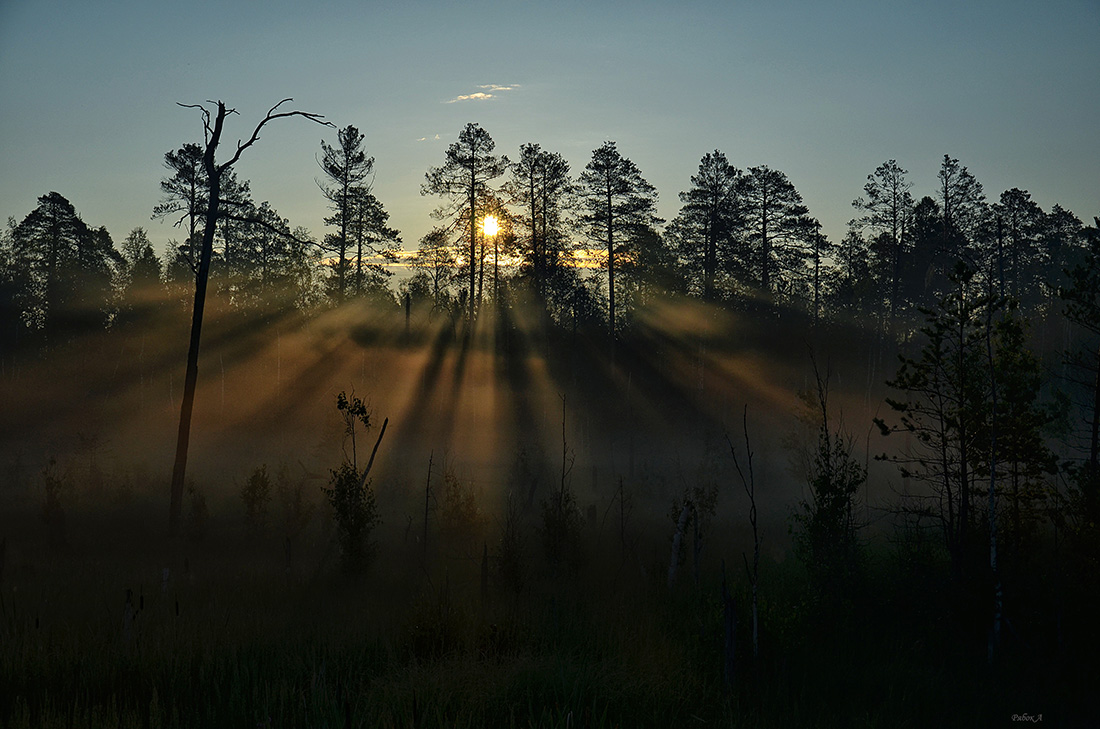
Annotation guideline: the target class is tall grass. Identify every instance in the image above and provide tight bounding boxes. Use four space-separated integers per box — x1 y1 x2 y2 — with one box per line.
0 481 1088 728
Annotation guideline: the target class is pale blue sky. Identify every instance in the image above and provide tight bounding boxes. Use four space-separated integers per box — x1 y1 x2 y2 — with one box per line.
1 0 1097 260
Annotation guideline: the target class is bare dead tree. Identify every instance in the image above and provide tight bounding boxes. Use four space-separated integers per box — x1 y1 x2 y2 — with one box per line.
169 99 332 537
728 405 760 660
423 451 434 561
667 500 692 589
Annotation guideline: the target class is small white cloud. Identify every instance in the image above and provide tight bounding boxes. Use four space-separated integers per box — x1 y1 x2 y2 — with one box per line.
416 134 443 142
445 84 519 103
447 92 495 103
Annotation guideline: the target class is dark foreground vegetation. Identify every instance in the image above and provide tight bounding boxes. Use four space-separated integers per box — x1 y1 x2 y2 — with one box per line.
1 291 1097 728
0 498 1091 729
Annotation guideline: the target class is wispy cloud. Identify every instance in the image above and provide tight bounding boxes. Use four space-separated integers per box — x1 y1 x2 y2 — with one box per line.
416 134 442 142
447 92 495 104
445 84 520 103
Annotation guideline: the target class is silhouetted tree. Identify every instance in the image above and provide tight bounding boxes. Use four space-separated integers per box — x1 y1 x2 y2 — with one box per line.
876 263 996 578
576 141 661 337
990 189 1045 308
669 151 743 301
1061 216 1100 512
345 187 400 298
318 125 374 304
852 160 913 327
1040 204 1084 311
974 310 1058 558
409 227 457 311
936 155 986 266
800 217 832 324
114 227 164 328
120 227 162 291
211 171 254 291
11 192 122 343
740 165 810 299
794 360 865 596
505 143 573 300
619 225 682 318
0 217 32 352
423 123 507 322
830 228 875 317
903 195 945 310
168 98 330 538
152 143 206 275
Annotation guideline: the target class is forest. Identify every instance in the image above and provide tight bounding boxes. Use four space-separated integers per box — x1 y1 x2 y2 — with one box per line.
1 104 1098 727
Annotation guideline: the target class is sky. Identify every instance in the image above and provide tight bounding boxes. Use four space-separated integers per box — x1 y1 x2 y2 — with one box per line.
1 0 1098 264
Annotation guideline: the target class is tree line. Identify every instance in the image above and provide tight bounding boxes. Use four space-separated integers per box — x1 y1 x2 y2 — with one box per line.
2 110 1099 676
5 121 1095 351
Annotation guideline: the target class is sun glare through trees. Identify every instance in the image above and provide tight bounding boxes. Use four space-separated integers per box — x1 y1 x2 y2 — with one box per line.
1 3 1098 722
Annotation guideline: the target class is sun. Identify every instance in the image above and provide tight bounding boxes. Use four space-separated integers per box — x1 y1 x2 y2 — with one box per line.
482 215 499 237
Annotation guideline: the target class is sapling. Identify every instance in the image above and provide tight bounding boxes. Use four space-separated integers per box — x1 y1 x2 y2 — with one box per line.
541 396 582 570
728 405 760 660
324 390 386 573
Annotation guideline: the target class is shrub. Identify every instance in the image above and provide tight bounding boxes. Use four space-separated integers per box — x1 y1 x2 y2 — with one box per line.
323 462 380 574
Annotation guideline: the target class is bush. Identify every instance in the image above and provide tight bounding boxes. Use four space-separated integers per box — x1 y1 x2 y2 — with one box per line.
323 462 380 574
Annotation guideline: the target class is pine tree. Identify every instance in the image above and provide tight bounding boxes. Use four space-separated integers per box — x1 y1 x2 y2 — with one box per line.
669 151 743 301
576 141 661 337
423 123 507 322
740 166 811 299
318 125 375 303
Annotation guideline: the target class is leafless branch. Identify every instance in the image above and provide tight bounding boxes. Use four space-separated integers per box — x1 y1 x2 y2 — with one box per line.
176 102 213 144
222 98 334 171
217 210 312 247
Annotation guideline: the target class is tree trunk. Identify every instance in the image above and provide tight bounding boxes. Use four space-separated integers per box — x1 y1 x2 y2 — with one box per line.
169 106 227 538
606 185 615 340
1087 341 1100 516
987 295 1002 663
469 168 477 322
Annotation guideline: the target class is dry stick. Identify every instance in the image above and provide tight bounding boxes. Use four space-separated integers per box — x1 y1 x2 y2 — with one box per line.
356 417 389 491
668 501 692 589
560 395 571 506
423 451 434 561
727 405 759 660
